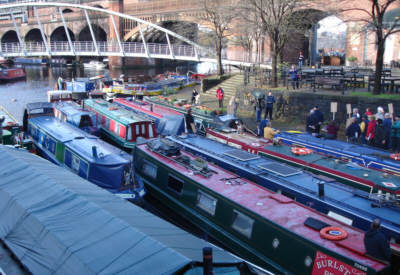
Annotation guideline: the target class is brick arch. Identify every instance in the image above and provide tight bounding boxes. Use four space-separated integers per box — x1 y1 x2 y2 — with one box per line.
77 24 108 41
1 30 19 43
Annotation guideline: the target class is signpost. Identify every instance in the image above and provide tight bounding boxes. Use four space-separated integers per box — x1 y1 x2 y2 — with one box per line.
330 102 338 120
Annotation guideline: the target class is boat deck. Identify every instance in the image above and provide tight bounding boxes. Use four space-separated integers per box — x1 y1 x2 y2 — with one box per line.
139 143 387 271
169 135 400 238
114 98 182 118
277 132 400 174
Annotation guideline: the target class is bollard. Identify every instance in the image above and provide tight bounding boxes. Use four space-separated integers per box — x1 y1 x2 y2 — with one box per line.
203 247 213 275
318 181 325 197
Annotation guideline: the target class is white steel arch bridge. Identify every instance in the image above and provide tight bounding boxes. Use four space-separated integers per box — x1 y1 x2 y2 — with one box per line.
0 2 269 68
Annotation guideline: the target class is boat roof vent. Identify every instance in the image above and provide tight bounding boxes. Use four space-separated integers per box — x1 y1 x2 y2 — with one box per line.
223 149 260 161
258 163 301 177
147 138 180 157
304 217 330 231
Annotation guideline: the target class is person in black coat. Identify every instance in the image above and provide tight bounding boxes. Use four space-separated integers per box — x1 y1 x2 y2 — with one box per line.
313 106 324 134
306 110 318 134
373 119 389 149
346 117 361 143
364 219 391 262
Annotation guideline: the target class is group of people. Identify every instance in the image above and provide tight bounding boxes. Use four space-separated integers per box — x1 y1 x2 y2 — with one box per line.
254 92 276 122
345 106 400 152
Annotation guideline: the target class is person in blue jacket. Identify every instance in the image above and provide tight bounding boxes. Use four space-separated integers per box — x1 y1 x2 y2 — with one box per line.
288 65 299 89
264 92 275 120
364 219 391 262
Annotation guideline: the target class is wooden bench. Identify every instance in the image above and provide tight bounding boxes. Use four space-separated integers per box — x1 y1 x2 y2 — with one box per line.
313 76 345 93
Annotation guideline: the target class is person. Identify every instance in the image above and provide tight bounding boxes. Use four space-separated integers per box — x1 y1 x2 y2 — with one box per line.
352 108 361 124
255 97 262 123
0 116 4 144
360 115 370 144
235 120 244 135
313 106 324 134
185 108 196 134
57 76 63 90
289 65 299 90
391 114 400 153
263 121 280 140
375 106 385 121
325 120 339 140
366 115 376 145
364 219 391 262
383 113 392 150
257 118 269 137
373 119 389 149
365 107 373 116
264 92 275 120
216 87 224 108
191 89 198 105
346 117 361 143
298 51 304 69
306 109 318 135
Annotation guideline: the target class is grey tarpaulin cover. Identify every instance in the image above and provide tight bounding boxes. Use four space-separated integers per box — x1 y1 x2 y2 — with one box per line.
0 146 242 275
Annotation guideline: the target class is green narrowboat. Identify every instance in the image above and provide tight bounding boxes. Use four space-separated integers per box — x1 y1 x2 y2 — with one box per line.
83 99 157 150
133 138 393 275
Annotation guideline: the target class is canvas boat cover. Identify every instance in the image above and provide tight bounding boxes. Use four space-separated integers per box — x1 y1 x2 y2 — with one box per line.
0 146 246 275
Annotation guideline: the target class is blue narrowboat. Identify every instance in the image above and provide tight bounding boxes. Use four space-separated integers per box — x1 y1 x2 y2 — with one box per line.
53 101 99 136
168 134 400 243
276 131 400 175
23 103 145 202
83 99 157 150
114 97 185 136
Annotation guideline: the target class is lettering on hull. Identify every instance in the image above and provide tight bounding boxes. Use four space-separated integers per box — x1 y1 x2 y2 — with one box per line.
312 251 366 275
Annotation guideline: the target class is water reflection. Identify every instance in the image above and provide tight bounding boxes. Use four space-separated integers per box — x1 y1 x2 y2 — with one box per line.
0 61 215 122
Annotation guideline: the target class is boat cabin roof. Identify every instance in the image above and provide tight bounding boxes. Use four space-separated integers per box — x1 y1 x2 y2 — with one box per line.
29 116 129 164
138 142 387 271
84 99 152 125
114 98 182 118
168 135 400 238
0 145 246 275
54 101 94 118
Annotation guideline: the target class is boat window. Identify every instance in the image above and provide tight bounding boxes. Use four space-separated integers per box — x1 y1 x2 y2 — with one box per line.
149 124 154 138
114 123 120 135
136 124 140 135
141 124 145 135
79 115 93 128
64 149 89 179
127 125 132 140
196 190 217 216
167 174 184 194
105 118 110 129
143 160 157 179
231 210 254 239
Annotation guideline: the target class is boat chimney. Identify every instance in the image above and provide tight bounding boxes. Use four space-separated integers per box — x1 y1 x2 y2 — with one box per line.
92 146 98 158
203 247 213 275
150 103 153 112
318 181 325 197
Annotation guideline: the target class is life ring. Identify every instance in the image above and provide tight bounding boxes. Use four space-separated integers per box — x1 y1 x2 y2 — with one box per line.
291 147 312 156
390 154 400 161
320 226 348 241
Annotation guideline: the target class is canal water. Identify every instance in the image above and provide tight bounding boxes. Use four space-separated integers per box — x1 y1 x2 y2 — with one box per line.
0 62 211 122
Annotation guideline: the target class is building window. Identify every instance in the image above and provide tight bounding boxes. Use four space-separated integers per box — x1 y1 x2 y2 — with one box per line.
167 175 184 194
196 190 217 216
231 210 254 239
143 160 157 179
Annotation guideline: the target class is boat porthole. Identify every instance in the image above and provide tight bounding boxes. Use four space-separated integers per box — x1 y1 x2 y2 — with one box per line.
272 238 279 249
304 256 313 267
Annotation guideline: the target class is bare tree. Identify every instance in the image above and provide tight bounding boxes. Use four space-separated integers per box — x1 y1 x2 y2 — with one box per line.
197 0 237 76
242 0 310 87
338 0 400 94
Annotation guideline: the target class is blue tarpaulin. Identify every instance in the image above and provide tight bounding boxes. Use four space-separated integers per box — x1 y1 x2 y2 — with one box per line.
0 146 246 275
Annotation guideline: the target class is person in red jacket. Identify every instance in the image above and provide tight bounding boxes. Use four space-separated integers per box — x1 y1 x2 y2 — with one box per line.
366 115 376 145
216 87 224 108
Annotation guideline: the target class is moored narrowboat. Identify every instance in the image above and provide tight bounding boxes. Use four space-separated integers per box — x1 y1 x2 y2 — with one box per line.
114 97 185 136
206 128 400 197
53 101 99 136
23 103 144 202
168 134 400 243
83 99 157 150
133 138 395 274
276 131 400 175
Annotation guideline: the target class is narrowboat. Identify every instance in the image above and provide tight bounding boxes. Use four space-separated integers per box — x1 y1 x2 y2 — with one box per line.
83 99 157 150
0 66 26 82
23 102 144 202
53 101 99 136
65 78 95 101
114 97 185 136
168 134 400 243
13 57 48 65
206 128 400 197
47 90 73 103
145 96 239 135
0 145 265 275
275 131 400 175
133 138 396 274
